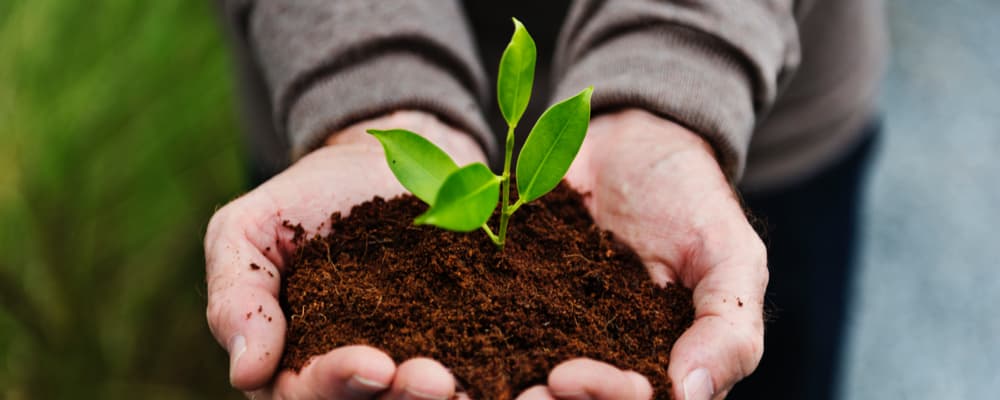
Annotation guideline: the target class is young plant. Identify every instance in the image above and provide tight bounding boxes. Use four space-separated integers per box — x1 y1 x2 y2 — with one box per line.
368 18 592 250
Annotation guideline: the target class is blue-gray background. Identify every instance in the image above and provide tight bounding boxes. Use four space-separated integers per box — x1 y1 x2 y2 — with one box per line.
841 0 1000 398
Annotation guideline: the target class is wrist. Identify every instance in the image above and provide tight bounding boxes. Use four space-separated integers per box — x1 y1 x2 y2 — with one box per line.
591 109 716 160
323 110 488 166
573 109 720 180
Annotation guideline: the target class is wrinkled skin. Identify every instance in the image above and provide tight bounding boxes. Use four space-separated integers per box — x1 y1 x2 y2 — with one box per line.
204 109 766 400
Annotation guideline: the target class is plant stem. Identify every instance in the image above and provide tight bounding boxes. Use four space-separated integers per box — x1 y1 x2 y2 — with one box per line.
481 224 501 245
497 124 516 249
509 199 524 214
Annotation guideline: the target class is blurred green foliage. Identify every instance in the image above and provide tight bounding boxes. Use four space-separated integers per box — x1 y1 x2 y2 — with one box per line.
1 0 246 398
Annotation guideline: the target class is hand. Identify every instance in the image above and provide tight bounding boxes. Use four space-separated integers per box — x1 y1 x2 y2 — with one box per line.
204 111 486 399
518 109 768 400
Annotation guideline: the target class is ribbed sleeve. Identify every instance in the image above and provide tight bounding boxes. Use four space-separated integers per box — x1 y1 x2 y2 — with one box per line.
553 0 801 181
219 0 497 160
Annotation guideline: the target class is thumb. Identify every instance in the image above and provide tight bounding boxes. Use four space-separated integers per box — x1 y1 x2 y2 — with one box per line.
205 203 287 390
667 314 763 400
668 258 767 400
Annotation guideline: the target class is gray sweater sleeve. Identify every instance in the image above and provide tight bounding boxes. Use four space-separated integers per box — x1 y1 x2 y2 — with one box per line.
552 0 801 181
218 0 497 160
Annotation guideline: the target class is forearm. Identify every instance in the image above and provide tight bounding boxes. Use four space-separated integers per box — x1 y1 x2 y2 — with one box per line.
553 0 801 182
217 0 497 163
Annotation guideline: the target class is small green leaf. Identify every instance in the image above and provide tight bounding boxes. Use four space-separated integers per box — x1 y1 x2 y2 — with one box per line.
415 163 501 232
367 129 458 205
515 86 593 203
497 17 536 127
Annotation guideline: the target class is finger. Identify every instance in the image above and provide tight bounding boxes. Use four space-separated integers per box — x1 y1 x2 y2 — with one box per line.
624 372 655 400
516 385 556 400
379 358 455 400
547 358 653 400
669 238 768 400
270 345 396 400
205 203 287 390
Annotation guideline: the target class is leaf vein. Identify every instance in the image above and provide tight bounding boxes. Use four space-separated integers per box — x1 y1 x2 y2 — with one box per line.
524 118 574 197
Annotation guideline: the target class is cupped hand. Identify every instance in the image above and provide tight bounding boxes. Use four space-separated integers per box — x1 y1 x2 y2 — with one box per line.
204 111 486 399
519 109 767 400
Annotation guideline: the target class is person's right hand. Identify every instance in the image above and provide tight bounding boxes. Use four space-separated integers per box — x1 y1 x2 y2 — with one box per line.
204 111 487 399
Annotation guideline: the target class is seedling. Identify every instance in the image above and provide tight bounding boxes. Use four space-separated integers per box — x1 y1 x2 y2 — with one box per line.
369 18 591 250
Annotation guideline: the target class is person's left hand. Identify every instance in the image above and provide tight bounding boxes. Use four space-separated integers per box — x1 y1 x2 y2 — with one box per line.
515 109 768 400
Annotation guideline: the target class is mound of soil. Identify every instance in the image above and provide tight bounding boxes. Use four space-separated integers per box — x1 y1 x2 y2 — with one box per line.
278 183 694 399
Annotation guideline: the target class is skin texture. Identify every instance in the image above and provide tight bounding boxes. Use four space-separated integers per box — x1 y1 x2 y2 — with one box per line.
204 109 767 400
204 111 484 400
562 109 767 400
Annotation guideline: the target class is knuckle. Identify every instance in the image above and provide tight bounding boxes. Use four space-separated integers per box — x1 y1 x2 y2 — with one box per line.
208 193 261 239
206 203 233 235
205 285 243 338
734 326 764 374
746 235 769 283
747 235 767 267
207 202 243 240
205 205 239 263
205 295 227 330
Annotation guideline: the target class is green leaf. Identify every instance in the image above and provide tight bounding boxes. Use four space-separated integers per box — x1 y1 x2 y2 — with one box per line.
367 129 458 205
515 86 593 203
415 163 501 232
497 17 536 127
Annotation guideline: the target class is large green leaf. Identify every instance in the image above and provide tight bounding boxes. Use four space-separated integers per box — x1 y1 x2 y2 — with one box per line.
516 86 593 203
368 129 459 205
415 163 501 232
497 17 536 127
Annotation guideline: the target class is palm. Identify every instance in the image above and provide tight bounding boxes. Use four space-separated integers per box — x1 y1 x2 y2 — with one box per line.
565 113 752 287
251 145 409 254
251 115 488 252
558 110 768 400
204 112 487 399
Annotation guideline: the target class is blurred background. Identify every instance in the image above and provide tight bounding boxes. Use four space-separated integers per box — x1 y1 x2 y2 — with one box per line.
841 0 1000 397
1 0 244 398
0 0 996 399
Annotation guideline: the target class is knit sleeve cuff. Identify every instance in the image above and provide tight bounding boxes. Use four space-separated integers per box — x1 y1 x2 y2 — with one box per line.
286 52 498 161
552 25 756 181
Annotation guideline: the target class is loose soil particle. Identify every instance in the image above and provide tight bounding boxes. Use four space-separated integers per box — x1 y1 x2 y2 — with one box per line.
279 183 694 399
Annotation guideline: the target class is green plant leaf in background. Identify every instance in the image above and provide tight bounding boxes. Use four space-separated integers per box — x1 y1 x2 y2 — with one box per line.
497 17 536 127
516 86 593 203
368 129 459 205
415 163 501 232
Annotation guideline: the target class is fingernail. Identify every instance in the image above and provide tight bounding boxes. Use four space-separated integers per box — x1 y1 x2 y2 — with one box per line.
228 335 246 384
347 374 389 393
683 368 714 400
404 387 449 400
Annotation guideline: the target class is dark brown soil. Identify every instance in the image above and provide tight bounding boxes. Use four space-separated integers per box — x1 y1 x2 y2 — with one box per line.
278 183 694 399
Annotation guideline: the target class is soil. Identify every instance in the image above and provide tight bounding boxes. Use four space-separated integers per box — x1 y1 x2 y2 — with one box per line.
277 183 694 399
